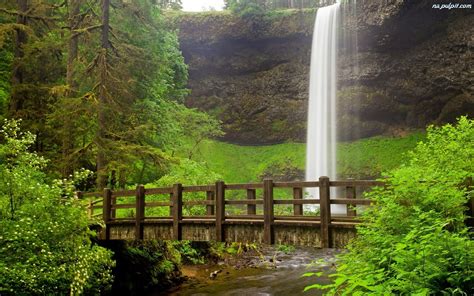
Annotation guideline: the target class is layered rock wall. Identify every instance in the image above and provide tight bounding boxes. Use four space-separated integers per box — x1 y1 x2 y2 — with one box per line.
175 2 473 144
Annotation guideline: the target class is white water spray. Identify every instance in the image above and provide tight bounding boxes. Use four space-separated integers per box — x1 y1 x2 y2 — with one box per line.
305 1 343 213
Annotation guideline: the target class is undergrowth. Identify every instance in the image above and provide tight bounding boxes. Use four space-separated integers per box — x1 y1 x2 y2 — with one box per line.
305 117 474 295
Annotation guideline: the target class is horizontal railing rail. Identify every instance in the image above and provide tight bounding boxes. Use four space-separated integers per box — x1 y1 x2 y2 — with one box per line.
79 177 386 247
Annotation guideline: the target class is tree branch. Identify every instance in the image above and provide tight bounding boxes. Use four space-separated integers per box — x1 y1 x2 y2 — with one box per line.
71 24 103 38
0 8 60 21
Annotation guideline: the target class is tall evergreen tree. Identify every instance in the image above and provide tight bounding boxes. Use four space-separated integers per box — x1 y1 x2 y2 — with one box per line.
1 0 221 190
62 0 81 177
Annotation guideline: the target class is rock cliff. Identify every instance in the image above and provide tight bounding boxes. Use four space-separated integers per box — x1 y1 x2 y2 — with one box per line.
174 2 473 144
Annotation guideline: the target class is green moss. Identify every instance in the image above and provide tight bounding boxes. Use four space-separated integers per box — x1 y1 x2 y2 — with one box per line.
193 132 426 182
194 140 304 183
338 132 426 178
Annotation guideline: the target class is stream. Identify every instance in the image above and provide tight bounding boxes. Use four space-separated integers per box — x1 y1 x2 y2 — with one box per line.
157 247 338 296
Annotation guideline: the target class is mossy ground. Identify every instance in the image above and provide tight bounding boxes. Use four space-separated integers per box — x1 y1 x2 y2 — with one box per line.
193 132 426 183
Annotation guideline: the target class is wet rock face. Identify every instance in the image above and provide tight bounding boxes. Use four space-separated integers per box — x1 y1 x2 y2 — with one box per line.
177 11 314 144
338 0 473 140
177 2 473 144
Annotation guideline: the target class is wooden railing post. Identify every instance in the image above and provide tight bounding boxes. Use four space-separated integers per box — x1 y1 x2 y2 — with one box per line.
263 179 274 244
111 191 116 219
88 199 93 218
319 177 331 248
169 193 173 217
206 190 215 215
346 179 356 217
103 188 112 240
103 188 112 222
293 187 303 216
215 181 225 242
172 183 183 240
466 177 473 228
247 189 256 215
135 185 145 240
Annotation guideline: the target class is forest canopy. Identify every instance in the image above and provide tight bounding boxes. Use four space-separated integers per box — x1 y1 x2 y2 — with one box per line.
0 0 222 190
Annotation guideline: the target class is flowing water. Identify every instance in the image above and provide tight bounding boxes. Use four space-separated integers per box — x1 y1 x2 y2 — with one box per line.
159 247 337 296
305 2 344 213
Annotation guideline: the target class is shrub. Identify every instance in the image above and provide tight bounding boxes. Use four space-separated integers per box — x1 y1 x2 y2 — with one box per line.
144 158 222 216
226 0 266 17
105 240 183 295
0 120 114 295
306 117 474 294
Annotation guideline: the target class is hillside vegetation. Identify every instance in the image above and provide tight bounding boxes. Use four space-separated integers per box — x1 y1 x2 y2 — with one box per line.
192 132 426 183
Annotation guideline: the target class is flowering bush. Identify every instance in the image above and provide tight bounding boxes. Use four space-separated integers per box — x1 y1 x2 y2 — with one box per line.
0 120 114 295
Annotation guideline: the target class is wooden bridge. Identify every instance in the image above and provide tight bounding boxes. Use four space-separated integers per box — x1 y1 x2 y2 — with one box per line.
79 177 385 248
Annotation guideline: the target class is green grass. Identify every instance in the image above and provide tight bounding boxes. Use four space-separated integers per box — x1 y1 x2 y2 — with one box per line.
337 132 426 178
193 132 426 183
104 132 426 218
195 141 305 183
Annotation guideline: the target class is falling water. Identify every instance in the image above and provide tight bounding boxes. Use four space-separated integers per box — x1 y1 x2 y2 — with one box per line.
305 1 342 213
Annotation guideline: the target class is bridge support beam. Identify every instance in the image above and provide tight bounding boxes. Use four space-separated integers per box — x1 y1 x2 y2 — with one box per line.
264 179 274 244
215 181 225 242
319 176 331 248
102 188 112 240
135 185 145 240
172 183 183 240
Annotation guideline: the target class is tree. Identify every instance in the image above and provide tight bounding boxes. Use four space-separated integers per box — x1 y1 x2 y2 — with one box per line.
10 0 28 113
61 0 81 177
224 0 321 12
47 0 193 188
96 0 111 189
0 0 65 161
156 0 183 10
1 0 221 191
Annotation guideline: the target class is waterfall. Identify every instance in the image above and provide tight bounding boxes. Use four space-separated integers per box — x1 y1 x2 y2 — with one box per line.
305 1 343 213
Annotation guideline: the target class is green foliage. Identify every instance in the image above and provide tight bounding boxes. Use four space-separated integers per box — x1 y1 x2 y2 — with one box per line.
0 0 224 190
193 133 423 183
307 117 474 295
338 132 426 178
277 244 295 254
224 0 322 16
209 242 257 258
152 158 222 187
107 240 185 294
226 0 266 17
259 157 303 181
0 120 114 295
72 1 192 187
143 158 222 216
169 240 205 264
0 44 12 119
156 0 183 10
194 140 304 182
140 101 223 162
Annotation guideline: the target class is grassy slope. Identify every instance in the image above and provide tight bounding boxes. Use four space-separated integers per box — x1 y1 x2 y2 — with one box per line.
193 132 426 183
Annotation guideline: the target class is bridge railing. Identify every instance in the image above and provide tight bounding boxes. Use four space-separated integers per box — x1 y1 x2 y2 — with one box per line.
79 177 385 247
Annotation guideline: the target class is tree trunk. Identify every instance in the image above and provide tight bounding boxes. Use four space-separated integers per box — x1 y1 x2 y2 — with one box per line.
10 0 28 113
66 0 80 90
97 0 110 189
62 0 81 177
